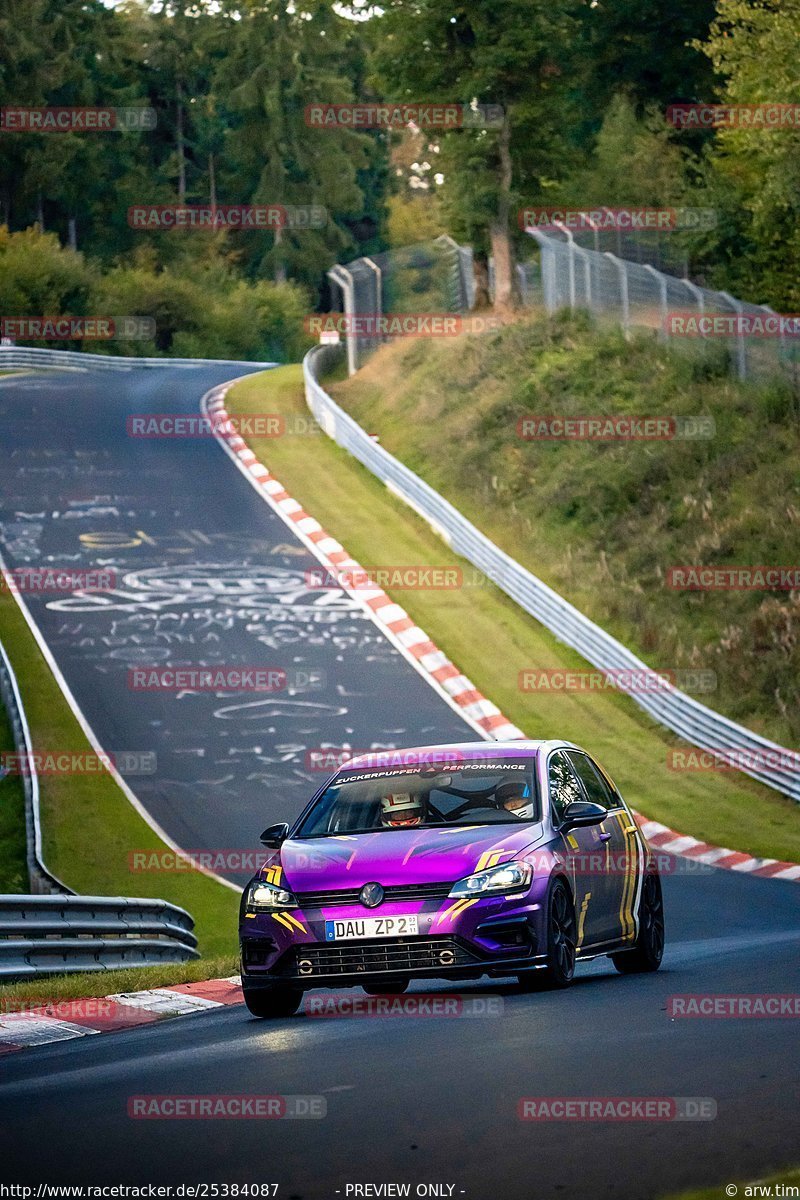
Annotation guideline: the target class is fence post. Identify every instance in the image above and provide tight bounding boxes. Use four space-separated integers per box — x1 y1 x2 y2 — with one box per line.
643 264 668 342
575 245 592 310
528 231 557 312
434 234 471 310
718 290 747 380
327 264 357 376
554 223 576 309
604 252 630 335
761 304 791 387
516 263 528 306
362 256 382 348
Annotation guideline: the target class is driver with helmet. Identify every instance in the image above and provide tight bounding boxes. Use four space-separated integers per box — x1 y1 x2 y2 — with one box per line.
380 792 425 828
494 777 534 820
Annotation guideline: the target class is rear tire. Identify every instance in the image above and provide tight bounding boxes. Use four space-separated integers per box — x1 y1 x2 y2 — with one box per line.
363 979 409 996
611 872 665 974
243 986 303 1018
537 879 577 989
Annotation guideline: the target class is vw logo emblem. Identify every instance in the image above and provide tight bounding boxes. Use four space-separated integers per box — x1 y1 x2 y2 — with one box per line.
360 882 384 908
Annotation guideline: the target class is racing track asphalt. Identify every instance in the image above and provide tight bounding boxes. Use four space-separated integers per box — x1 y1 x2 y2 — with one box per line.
0 365 798 1196
0 865 798 1197
0 364 471 881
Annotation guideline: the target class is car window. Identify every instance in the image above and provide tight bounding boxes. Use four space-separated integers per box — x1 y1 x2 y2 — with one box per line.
296 760 540 836
566 752 618 811
547 751 585 824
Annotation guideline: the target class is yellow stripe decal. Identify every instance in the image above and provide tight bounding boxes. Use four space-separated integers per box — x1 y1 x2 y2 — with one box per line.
281 912 306 933
616 813 633 940
576 892 592 949
618 815 639 940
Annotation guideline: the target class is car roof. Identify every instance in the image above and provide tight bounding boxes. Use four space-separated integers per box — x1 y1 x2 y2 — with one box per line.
340 740 581 771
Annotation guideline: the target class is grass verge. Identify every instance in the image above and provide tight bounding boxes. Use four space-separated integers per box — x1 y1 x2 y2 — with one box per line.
0 589 239 961
226 364 800 863
0 692 27 892
333 315 800 748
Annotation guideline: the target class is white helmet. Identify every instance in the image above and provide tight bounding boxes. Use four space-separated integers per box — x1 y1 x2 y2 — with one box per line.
495 778 534 820
381 791 424 828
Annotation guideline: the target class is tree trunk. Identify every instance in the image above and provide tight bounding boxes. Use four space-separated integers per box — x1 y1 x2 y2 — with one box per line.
208 152 217 216
176 80 186 202
68 217 77 251
273 224 287 283
471 250 491 309
36 193 44 231
490 111 520 312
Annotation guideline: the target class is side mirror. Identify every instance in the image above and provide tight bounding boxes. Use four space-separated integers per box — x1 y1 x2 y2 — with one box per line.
561 800 607 829
260 822 290 848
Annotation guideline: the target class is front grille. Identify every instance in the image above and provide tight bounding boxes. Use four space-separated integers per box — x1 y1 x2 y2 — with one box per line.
294 881 454 908
277 936 476 979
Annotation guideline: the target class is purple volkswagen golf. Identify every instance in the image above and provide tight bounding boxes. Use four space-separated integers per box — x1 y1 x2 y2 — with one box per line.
238 741 665 1017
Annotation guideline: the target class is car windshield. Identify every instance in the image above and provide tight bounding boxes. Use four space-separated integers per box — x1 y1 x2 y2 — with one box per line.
296 759 539 837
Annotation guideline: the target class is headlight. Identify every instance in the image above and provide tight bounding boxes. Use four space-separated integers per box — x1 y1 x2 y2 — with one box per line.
245 879 298 910
449 860 533 898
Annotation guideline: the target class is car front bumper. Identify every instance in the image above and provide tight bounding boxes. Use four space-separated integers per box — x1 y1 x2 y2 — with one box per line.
240 886 550 990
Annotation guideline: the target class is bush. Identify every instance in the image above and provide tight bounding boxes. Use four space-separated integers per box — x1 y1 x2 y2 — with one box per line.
0 226 96 332
0 227 313 362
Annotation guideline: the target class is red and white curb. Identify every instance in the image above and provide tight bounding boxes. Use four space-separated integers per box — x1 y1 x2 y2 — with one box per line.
634 815 800 881
204 380 800 887
204 383 523 742
0 977 243 1054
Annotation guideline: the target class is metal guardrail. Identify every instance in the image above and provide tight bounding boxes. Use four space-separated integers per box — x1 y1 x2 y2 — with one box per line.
0 634 201 977
0 638 70 895
0 619 201 974
0 895 198 980
0 347 274 371
304 343 800 804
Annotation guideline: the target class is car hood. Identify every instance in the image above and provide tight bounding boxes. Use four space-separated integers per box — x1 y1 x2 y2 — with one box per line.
275 822 546 892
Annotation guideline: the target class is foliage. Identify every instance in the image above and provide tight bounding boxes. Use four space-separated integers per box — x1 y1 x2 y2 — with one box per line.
0 226 312 360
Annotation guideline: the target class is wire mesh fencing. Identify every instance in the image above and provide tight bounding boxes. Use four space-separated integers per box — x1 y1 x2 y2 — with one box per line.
527 227 796 389
326 228 797 391
327 235 470 374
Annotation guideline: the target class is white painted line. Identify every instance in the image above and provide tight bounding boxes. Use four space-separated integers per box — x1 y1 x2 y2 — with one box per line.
0 1016 98 1044
108 989 223 1015
200 387 497 742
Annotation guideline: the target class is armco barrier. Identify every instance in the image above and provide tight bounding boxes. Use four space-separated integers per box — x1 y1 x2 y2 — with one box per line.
0 895 199 980
0 637 70 895
303 344 800 804
0 347 274 371
0 641 202 977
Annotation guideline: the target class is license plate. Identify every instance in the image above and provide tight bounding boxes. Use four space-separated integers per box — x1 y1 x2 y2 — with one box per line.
324 915 419 941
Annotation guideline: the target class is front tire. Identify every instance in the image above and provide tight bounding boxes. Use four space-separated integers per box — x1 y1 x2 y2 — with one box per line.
537 878 577 989
611 872 665 974
243 985 303 1018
